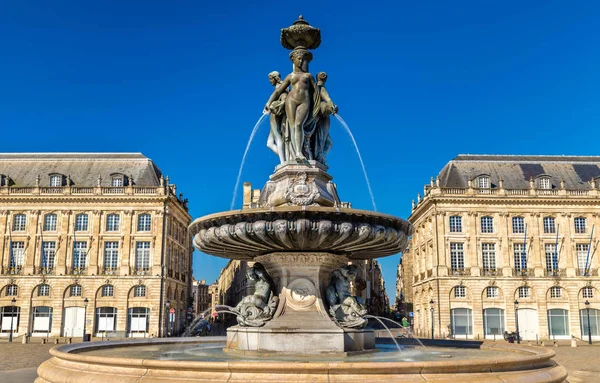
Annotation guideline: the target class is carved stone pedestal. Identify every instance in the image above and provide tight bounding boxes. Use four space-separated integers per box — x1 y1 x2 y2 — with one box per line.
225 252 375 355
258 162 341 208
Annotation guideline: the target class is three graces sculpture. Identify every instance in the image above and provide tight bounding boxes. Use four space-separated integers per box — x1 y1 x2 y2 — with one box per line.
265 16 337 166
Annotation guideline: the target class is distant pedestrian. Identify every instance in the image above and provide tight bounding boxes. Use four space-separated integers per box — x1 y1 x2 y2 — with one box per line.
402 317 409 327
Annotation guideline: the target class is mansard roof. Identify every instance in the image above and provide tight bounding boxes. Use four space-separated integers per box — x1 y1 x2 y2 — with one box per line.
0 153 163 187
438 154 600 190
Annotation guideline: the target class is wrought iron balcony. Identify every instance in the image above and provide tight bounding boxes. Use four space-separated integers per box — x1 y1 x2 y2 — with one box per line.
512 268 531 277
134 268 150 276
69 267 86 275
544 268 565 277
482 268 502 276
7 265 23 275
451 268 468 276
576 268 599 277
103 267 117 275
38 267 54 275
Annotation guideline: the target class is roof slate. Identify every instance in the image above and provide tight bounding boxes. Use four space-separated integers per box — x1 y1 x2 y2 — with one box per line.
438 155 600 190
0 153 162 187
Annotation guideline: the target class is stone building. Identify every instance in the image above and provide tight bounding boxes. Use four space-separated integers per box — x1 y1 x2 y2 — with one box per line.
192 279 211 317
405 155 600 341
0 153 192 338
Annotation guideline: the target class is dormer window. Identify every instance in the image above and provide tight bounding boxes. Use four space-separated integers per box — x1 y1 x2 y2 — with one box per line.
536 176 551 189
478 176 490 189
111 174 124 187
0 174 7 187
49 174 62 187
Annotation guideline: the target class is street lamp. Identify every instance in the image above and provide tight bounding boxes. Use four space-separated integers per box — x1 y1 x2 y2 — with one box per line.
82 298 89 342
165 299 171 337
514 300 520 344
585 300 592 345
429 299 435 340
9 298 16 343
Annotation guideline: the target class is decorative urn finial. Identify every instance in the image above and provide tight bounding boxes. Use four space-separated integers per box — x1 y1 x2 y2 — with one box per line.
280 15 321 51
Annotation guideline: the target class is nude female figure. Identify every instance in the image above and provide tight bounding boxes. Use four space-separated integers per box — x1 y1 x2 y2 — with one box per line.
265 49 318 161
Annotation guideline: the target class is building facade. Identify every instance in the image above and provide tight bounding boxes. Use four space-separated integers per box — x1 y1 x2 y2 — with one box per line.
405 155 600 341
0 153 192 338
192 279 211 317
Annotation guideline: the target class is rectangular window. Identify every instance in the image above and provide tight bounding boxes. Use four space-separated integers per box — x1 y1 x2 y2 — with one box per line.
580 309 599 337
481 243 496 271
135 242 151 273
545 244 558 272
10 242 25 273
96 307 117 332
111 176 123 187
512 217 525 234
75 214 88 231
574 217 587 234
548 309 569 337
539 178 550 189
72 241 87 274
513 243 527 272
137 214 152 231
479 177 490 189
106 214 120 231
103 242 119 273
486 286 498 298
543 217 556 234
454 286 466 298
449 216 462 233
483 308 504 336
128 307 150 333
450 308 473 336
450 242 464 272
41 241 56 273
12 214 26 231
49 175 62 187
32 306 52 333
481 216 494 233
518 286 530 298
43 214 57 231
576 244 590 275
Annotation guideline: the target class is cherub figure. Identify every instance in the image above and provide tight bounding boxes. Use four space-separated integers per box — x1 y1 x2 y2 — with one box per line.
234 263 279 327
325 265 367 328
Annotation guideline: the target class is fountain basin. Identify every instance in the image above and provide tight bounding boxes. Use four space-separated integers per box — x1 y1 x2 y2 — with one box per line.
190 206 412 260
36 337 567 382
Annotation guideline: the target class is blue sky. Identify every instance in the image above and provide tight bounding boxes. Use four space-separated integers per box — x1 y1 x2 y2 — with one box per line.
1 1 599 303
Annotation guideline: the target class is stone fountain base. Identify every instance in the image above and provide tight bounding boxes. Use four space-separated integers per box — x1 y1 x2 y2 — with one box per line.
226 252 375 354
36 338 568 383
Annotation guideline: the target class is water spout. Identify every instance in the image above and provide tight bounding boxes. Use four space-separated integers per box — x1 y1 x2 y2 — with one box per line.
366 315 427 349
230 112 269 210
365 315 401 352
334 114 377 211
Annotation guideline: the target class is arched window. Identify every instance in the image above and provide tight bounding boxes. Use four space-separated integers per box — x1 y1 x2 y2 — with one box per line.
550 286 562 298
106 214 120 231
512 216 525 234
486 286 498 298
69 285 82 297
582 287 594 299
38 284 50 297
137 214 151 231
111 174 124 187
537 176 551 189
6 284 18 296
101 285 114 297
75 214 89 231
43 214 57 231
478 176 490 189
49 174 63 187
12 214 26 231
134 285 146 297
481 216 494 233
454 286 466 298
518 286 530 298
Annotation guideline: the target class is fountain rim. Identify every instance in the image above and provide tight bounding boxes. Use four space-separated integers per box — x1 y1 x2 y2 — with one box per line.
46 337 558 371
189 206 413 234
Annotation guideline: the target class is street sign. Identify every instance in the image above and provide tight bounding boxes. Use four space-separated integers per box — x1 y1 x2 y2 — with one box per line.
409 312 414 317
169 308 175 314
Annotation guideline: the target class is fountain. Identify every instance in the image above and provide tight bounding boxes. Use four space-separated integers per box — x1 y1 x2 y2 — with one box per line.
36 16 567 383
